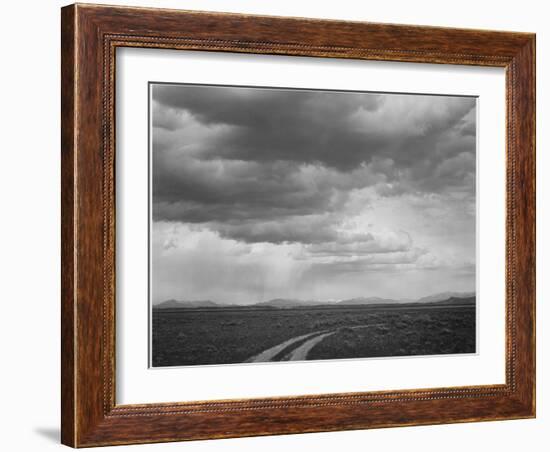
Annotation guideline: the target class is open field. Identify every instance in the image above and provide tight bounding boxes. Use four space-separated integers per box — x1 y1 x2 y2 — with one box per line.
151 303 475 367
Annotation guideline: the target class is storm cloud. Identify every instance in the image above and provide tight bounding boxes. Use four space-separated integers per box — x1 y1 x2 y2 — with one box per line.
150 83 476 304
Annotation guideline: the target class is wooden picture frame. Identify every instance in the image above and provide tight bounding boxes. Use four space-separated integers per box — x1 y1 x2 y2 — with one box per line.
61 3 535 447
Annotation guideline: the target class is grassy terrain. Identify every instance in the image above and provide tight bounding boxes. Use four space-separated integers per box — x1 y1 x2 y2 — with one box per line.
153 306 475 366
152 304 475 367
308 308 475 360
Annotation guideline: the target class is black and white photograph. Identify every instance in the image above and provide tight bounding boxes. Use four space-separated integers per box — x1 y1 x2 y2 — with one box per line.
150 83 477 368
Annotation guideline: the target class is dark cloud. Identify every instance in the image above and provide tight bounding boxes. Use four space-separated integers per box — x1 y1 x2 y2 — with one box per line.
151 84 476 247
152 84 474 172
153 84 384 130
214 214 340 245
152 154 383 224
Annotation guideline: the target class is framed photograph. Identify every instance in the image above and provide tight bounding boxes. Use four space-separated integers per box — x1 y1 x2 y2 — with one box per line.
61 3 535 447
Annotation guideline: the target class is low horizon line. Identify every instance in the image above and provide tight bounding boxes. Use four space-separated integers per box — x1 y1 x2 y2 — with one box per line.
153 290 476 306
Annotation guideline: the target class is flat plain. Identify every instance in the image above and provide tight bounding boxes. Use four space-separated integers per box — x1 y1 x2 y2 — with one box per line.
151 299 476 367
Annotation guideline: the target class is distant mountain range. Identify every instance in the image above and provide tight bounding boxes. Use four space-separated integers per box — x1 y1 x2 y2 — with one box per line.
155 299 219 309
424 295 475 306
416 291 475 303
254 298 322 308
337 296 412 306
154 292 475 309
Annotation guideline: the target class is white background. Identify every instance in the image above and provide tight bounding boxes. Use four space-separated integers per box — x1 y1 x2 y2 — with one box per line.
118 49 505 404
0 0 546 451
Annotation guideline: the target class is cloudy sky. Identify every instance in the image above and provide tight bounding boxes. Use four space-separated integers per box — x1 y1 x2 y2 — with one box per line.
150 83 476 305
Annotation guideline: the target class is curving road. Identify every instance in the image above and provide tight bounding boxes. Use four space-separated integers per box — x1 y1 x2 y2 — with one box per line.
282 331 336 361
245 331 326 363
245 323 386 363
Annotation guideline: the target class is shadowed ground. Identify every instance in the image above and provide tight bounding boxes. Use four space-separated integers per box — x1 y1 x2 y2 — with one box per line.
152 304 476 367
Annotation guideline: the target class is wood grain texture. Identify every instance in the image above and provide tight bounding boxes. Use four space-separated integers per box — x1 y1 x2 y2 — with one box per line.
60 3 536 447
60 5 76 447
